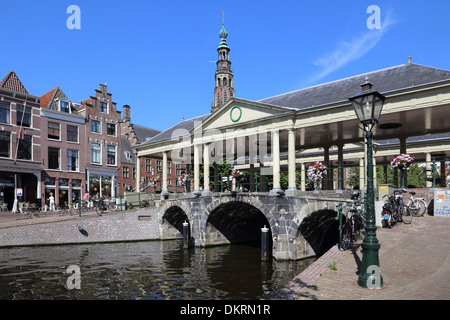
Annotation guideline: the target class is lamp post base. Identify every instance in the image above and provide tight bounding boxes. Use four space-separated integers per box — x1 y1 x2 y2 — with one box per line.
358 217 383 288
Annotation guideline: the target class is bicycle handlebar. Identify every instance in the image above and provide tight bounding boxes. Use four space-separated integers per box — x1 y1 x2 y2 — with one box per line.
394 188 406 195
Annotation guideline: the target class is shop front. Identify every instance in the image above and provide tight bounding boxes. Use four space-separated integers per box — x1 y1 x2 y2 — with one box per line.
0 171 40 210
43 173 85 207
87 169 117 200
0 173 15 210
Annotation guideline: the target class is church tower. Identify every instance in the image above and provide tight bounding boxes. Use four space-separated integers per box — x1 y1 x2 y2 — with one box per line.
212 14 235 113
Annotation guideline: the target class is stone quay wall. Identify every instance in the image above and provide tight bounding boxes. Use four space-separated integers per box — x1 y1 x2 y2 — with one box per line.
0 210 160 248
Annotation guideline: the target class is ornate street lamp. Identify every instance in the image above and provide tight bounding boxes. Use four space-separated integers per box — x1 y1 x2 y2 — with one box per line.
349 78 385 289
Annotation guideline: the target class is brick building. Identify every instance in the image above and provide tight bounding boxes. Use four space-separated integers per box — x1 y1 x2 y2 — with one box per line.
0 71 43 210
0 71 184 207
78 84 121 199
119 104 186 194
40 86 86 207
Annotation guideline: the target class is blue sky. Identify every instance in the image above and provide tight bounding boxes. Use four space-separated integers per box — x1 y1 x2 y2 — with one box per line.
1 0 449 130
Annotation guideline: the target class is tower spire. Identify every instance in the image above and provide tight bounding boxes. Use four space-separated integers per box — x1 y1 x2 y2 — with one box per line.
212 12 235 113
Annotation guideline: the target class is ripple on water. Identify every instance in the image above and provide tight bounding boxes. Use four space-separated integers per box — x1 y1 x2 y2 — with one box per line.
0 240 315 300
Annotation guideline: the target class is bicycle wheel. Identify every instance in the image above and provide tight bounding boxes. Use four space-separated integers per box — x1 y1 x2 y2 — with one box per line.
408 200 420 217
107 202 116 212
339 224 352 251
401 206 413 224
95 204 105 215
416 199 427 216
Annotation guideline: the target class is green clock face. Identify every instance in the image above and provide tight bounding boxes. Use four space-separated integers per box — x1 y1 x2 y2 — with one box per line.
218 62 222 68
230 105 242 122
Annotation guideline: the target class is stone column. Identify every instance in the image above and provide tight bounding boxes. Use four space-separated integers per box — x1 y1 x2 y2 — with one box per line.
193 144 201 193
286 128 298 196
359 157 365 189
136 155 141 192
203 143 211 195
400 137 407 187
426 152 432 188
34 172 42 202
162 151 168 194
270 130 281 195
301 162 306 191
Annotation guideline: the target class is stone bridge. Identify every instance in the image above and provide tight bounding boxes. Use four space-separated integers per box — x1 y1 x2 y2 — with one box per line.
156 192 352 260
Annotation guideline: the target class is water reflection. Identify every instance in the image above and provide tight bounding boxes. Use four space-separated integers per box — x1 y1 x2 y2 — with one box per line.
0 241 314 300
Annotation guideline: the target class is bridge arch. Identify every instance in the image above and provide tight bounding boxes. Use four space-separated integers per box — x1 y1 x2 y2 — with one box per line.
201 196 275 247
288 200 340 258
159 200 192 240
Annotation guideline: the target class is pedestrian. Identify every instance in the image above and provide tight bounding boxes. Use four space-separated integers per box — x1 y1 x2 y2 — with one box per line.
48 192 55 210
83 192 90 206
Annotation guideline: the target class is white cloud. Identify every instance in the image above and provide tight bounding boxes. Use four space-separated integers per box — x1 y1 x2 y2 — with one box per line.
308 11 397 84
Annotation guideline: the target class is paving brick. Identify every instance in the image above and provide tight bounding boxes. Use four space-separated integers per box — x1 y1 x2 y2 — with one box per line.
272 215 450 300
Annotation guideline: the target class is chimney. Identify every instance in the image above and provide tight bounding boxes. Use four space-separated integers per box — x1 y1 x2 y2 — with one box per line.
123 104 131 122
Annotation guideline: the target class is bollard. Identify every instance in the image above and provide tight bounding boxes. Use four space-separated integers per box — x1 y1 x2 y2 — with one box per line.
261 225 270 261
182 221 190 249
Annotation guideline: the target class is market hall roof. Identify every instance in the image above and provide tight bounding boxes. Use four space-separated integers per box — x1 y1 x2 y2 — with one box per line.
138 62 450 148
257 63 450 110
141 114 210 146
130 123 161 145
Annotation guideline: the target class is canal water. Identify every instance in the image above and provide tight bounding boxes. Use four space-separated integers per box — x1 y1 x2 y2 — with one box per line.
0 240 315 300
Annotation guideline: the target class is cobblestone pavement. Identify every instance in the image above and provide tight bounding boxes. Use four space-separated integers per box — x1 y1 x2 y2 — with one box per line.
0 210 101 229
272 215 450 300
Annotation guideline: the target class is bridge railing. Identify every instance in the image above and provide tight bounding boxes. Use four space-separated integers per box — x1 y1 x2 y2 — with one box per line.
121 158 448 208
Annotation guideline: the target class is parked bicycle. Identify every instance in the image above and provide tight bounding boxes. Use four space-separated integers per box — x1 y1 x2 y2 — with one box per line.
338 190 366 251
418 167 444 187
93 198 116 215
406 191 427 217
382 188 412 227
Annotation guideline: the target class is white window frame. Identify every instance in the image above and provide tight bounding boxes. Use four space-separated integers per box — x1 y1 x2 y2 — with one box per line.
59 100 71 113
91 119 101 134
48 121 61 140
106 122 116 136
91 143 101 165
106 145 116 166
0 131 11 159
66 125 79 143
99 101 108 114
67 149 79 172
48 147 60 170
0 101 11 124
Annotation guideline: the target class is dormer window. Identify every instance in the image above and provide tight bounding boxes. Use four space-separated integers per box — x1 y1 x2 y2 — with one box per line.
99 101 108 113
60 100 70 113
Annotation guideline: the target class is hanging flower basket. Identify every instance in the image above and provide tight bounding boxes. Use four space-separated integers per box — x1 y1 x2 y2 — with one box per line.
178 173 192 186
390 153 415 170
149 175 160 185
307 162 326 182
231 169 243 178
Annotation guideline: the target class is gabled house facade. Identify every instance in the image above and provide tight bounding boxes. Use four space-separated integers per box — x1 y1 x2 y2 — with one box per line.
0 71 43 210
78 84 121 199
40 87 86 207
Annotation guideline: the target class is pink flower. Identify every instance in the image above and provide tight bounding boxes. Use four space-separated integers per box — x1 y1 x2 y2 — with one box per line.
391 153 415 169
307 162 326 182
